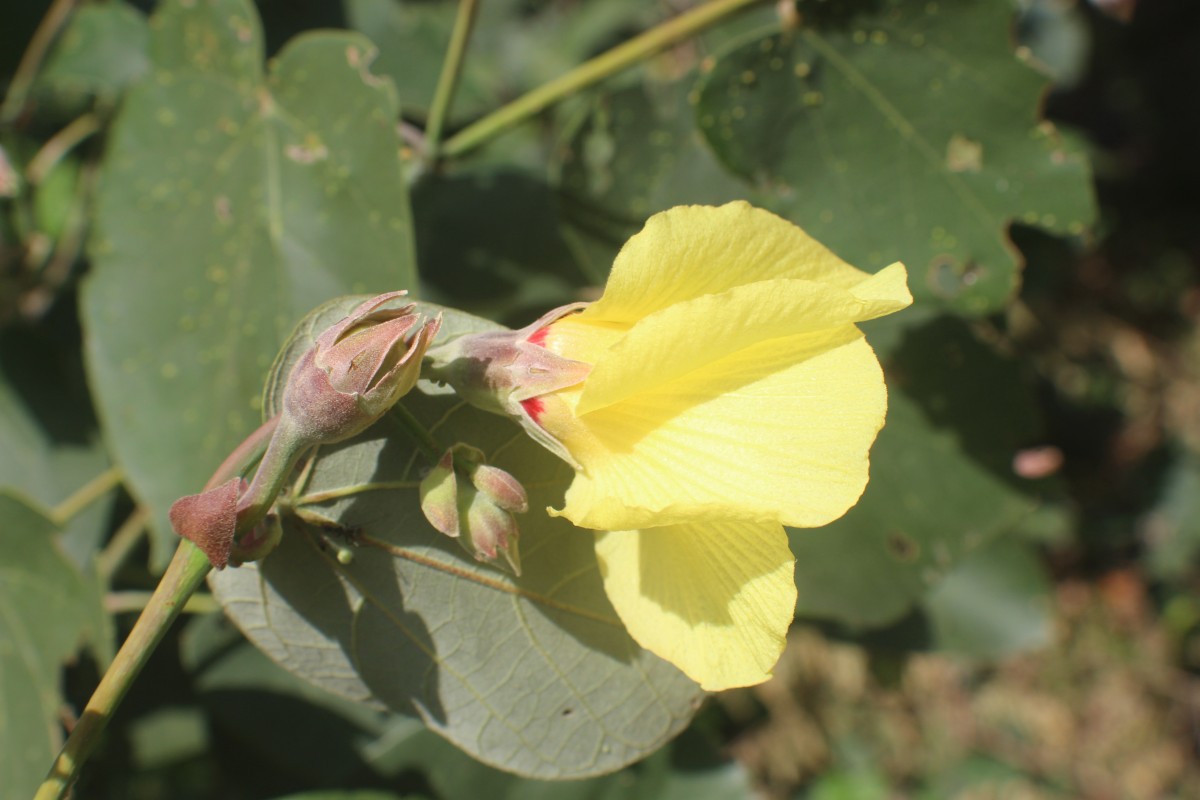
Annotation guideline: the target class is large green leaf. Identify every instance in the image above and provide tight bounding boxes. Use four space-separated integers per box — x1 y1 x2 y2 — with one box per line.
792 316 1053 627
184 615 747 798
694 0 1095 315
183 614 744 796
0 491 109 800
210 301 702 779
84 0 417 564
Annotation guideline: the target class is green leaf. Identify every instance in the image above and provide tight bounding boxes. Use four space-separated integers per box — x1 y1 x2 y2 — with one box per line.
694 0 1096 315
922 537 1053 658
0 325 113 565
186 612 745 795
35 0 149 101
210 302 702 779
792 316 1049 626
84 0 417 564
0 491 109 800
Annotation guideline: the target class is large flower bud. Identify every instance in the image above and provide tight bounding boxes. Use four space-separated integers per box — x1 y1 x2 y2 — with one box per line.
283 291 440 445
171 292 438 569
423 305 591 468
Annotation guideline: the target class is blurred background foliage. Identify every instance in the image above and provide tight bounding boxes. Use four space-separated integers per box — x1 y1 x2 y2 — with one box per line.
2 0 1200 797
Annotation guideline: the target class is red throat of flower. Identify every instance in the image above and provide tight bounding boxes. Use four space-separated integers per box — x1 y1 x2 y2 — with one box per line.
520 326 552 424
520 396 545 424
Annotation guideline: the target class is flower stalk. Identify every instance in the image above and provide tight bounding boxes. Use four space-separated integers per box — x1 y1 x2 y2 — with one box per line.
33 416 279 800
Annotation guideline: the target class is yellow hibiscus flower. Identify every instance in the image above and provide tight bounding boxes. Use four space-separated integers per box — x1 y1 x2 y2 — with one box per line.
427 202 911 691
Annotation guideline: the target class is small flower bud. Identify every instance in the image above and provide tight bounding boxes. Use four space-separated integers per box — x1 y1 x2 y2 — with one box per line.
419 449 461 537
418 444 525 575
470 463 528 514
465 490 521 575
283 292 440 446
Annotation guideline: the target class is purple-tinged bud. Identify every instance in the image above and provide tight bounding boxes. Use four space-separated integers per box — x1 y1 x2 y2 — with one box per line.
418 444 525 574
465 491 521 575
170 293 436 569
283 292 441 445
423 304 591 468
168 477 245 569
471 464 527 514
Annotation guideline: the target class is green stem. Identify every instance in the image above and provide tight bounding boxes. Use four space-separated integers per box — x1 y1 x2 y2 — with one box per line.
0 0 80 127
440 0 764 158
35 418 279 800
49 465 122 527
424 0 481 164
237 415 305 523
35 540 211 800
25 112 102 185
295 480 421 506
105 590 219 616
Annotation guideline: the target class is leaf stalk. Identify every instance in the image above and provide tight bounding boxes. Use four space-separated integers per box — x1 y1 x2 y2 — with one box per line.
0 0 80 126
424 0 481 164
440 0 764 158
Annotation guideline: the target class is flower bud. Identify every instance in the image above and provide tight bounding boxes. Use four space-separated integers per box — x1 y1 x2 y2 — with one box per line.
464 490 522 575
418 444 526 575
283 292 440 445
419 449 461 537
470 463 528 514
424 304 591 468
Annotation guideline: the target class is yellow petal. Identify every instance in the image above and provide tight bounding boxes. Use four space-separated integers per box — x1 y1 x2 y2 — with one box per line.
572 268 909 414
582 202 892 326
551 330 886 531
594 521 796 691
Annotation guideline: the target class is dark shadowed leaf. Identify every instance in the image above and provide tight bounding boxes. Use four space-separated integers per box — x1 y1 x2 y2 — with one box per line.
413 168 588 322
